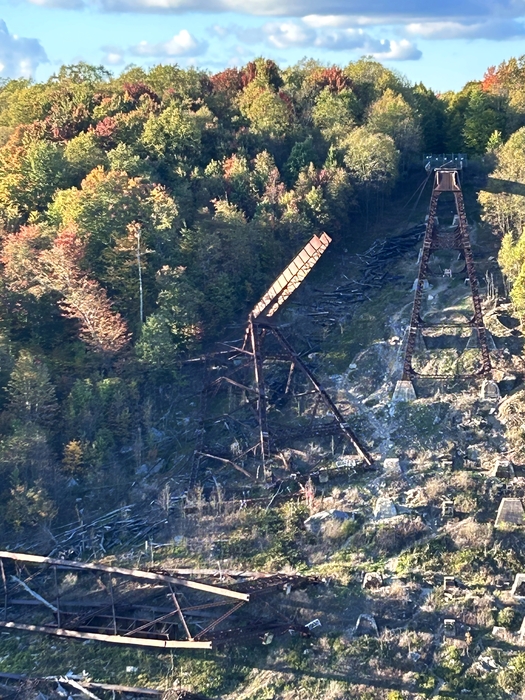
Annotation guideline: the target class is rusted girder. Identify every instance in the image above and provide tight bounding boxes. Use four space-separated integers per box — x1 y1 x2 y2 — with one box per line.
401 168 491 381
0 551 312 651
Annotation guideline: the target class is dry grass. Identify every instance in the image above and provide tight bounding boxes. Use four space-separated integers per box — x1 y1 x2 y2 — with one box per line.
448 520 493 549
424 475 449 502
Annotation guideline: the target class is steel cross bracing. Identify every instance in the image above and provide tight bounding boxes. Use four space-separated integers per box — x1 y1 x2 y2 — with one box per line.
205 232 373 472
401 168 491 380
0 551 311 650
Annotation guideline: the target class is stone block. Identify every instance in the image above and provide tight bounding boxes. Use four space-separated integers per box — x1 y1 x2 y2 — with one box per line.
442 500 454 518
480 380 500 401
511 574 525 599
491 461 515 479
444 576 456 591
363 572 382 590
374 497 397 520
444 619 456 637
354 614 378 637
495 498 525 527
392 380 417 402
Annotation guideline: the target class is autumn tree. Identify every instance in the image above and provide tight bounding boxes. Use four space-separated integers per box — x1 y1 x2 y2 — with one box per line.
479 127 525 236
312 87 357 144
341 127 399 191
3 225 130 354
366 88 421 162
6 350 58 426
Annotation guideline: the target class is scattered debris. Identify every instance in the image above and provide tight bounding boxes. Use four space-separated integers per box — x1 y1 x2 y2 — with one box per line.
383 458 401 477
305 618 322 631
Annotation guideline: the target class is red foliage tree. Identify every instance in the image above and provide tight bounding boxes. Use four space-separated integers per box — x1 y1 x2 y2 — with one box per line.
210 68 244 95
307 66 353 93
3 225 130 355
123 82 161 104
482 66 500 93
94 116 118 141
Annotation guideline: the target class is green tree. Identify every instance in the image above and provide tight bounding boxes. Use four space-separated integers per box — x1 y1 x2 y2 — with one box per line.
6 350 58 427
366 88 421 161
413 82 447 153
0 132 69 225
311 87 357 143
140 103 202 172
344 57 410 119
342 127 399 191
239 81 293 139
479 126 525 236
463 87 506 154
64 131 107 182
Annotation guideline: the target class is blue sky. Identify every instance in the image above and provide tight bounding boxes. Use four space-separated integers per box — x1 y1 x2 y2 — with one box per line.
1 0 525 91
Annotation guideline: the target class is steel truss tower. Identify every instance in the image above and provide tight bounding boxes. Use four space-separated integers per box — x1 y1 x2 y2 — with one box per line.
395 168 491 399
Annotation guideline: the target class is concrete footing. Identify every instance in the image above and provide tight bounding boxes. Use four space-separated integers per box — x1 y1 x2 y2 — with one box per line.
392 380 417 402
480 379 500 401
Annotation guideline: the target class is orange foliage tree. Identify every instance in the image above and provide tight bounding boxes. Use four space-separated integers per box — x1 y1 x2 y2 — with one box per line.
2 224 130 354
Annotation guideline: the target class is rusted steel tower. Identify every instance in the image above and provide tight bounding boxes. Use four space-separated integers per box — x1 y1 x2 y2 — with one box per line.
245 232 372 468
199 233 373 478
394 168 491 400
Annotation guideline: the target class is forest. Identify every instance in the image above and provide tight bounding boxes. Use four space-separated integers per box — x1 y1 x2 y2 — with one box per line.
0 53 525 538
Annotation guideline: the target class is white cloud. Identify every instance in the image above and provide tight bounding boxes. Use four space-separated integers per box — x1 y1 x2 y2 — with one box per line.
314 28 372 51
28 0 84 7
211 18 423 60
0 20 48 78
35 0 525 26
263 21 316 48
130 29 208 56
302 15 354 28
372 38 422 60
302 14 393 28
406 19 525 40
106 52 125 64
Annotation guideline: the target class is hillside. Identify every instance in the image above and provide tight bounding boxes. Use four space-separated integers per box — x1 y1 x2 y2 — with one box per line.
1 56 525 699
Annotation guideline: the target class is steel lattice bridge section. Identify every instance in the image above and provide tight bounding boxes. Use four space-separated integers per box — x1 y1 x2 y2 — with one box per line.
393 168 492 401
0 551 313 650
194 232 373 483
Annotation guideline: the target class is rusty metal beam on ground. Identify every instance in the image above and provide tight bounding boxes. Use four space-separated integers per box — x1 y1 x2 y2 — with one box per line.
203 228 371 474
0 673 162 697
0 620 213 649
0 551 249 602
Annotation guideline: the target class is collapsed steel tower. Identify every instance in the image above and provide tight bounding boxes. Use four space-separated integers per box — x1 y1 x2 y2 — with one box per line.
196 232 373 481
0 551 312 650
394 168 492 400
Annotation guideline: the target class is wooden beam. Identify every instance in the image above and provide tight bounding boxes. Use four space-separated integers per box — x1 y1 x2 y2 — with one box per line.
0 551 249 602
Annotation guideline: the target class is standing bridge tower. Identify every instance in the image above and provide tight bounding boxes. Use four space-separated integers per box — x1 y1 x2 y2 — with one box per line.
393 167 492 401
